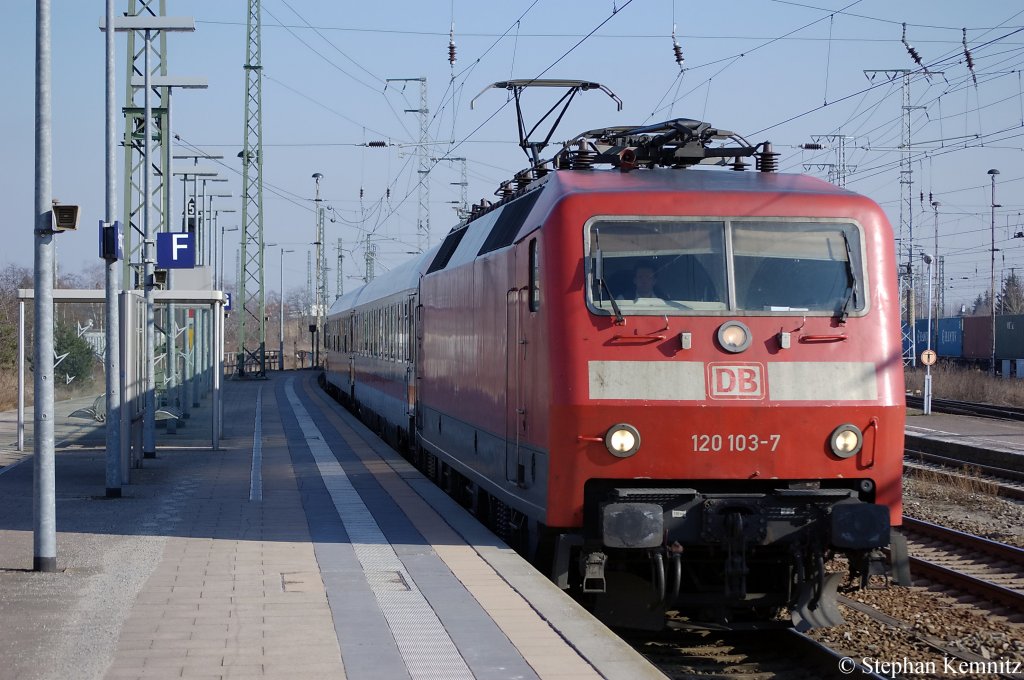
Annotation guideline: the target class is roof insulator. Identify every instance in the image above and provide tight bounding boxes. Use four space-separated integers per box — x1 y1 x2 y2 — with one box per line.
757 142 779 173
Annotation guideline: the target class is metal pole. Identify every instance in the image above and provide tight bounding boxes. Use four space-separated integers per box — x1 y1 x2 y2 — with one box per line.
199 179 208 393
183 308 193 418
17 300 24 452
280 249 286 370
104 0 123 496
213 209 219 286
213 303 222 449
989 169 1000 377
931 201 940 320
142 29 156 458
33 0 57 572
924 254 933 415
177 175 192 422
119 292 131 483
219 225 225 291
164 86 178 435
312 173 322 369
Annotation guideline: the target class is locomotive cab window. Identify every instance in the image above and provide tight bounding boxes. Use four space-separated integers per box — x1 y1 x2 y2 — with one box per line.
733 221 864 315
588 219 728 314
586 217 867 317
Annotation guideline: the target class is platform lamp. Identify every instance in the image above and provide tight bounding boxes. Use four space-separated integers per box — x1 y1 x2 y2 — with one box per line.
922 252 934 415
988 169 1000 376
219 223 239 291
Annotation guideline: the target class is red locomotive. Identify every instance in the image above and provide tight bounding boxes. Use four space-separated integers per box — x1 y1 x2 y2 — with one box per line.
324 102 909 630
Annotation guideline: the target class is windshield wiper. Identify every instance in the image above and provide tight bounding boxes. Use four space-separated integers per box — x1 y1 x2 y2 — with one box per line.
837 231 859 322
593 230 624 325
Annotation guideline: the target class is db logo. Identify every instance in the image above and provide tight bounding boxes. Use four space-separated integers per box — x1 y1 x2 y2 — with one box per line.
708 363 765 400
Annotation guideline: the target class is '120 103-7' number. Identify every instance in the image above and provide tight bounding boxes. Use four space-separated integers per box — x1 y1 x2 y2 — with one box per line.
691 434 780 453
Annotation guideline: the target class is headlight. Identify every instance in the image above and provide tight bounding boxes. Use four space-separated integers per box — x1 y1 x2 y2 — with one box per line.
605 423 641 458
717 320 752 353
829 424 863 458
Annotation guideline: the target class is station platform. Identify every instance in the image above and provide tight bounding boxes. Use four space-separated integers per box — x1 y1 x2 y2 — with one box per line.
0 371 665 680
906 409 1024 463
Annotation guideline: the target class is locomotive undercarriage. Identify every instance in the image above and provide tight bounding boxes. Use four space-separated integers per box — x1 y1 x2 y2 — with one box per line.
571 483 899 630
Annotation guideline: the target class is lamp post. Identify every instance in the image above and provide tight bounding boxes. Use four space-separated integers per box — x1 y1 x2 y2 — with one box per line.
988 169 1000 376
922 253 934 415
312 173 324 369
219 225 239 291
212 207 236 289
931 200 940 319
279 248 293 370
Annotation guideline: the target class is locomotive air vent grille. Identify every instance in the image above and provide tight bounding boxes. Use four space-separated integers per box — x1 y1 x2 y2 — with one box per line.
613 487 697 503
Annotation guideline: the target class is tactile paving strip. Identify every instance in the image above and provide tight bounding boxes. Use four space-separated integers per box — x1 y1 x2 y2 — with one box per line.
286 380 474 680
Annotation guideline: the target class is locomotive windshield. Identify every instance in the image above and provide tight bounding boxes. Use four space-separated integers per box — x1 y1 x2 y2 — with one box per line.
587 218 865 316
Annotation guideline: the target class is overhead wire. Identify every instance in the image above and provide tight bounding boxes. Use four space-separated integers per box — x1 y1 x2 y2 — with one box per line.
646 0 865 122
361 0 637 247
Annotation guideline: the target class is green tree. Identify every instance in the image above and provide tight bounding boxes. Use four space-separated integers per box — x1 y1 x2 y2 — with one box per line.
999 271 1024 315
972 291 992 316
0 264 32 369
54 323 96 389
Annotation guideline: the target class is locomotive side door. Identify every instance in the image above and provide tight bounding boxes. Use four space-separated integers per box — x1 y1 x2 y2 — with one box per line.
505 238 536 488
505 285 521 484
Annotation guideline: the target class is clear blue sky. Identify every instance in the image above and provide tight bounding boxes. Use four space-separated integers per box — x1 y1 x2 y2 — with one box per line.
2 1 1022 313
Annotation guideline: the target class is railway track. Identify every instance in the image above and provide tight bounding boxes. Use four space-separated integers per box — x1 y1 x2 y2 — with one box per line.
622 626 885 679
829 595 1024 680
904 448 1024 501
906 394 1024 421
900 516 1024 612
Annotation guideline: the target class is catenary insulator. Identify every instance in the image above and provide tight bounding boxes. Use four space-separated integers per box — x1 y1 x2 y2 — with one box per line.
673 39 684 68
367 141 388 147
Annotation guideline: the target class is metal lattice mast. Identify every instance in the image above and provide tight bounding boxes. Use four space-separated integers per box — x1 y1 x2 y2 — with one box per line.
416 78 430 251
335 238 344 300
238 0 266 377
457 156 468 215
121 0 169 290
387 77 429 251
433 156 468 217
364 234 376 283
865 69 917 365
312 174 326 367
305 250 312 323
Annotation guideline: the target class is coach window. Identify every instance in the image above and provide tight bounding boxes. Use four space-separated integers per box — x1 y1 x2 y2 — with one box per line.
529 238 541 312
389 305 396 360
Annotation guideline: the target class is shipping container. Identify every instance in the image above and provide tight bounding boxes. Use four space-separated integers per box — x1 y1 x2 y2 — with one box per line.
995 314 1024 360
962 315 994 361
914 319 934 355
936 317 963 358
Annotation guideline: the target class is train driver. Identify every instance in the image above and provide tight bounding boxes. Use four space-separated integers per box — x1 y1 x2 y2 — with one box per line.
629 261 666 300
